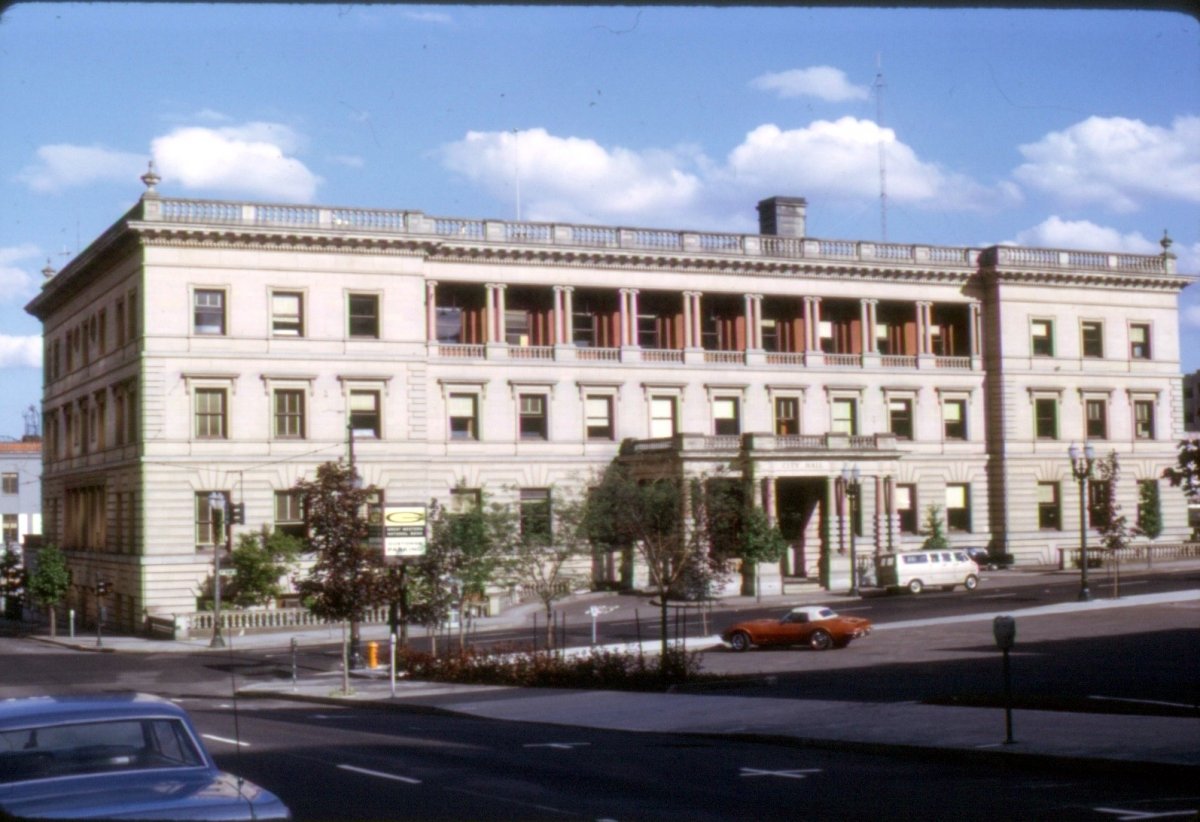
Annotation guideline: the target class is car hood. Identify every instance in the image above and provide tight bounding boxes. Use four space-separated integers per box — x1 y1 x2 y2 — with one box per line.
0 768 290 820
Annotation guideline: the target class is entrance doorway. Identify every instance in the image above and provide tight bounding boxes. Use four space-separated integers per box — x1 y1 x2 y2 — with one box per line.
775 478 826 578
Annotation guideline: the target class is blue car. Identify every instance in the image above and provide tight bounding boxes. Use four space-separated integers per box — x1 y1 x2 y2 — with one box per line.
0 693 290 820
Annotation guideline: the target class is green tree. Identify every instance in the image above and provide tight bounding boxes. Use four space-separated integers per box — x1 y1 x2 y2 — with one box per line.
1094 452 1134 556
423 489 511 650
738 506 788 598
294 461 380 661
1163 439 1200 501
1 545 23 619
27 546 70 637
1136 480 1163 540
226 529 303 607
504 486 591 648
920 505 949 551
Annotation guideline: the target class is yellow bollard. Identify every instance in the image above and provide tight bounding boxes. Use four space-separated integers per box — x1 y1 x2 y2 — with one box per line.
367 640 379 669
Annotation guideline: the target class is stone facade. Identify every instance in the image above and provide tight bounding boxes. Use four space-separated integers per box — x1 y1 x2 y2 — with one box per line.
25 180 1195 629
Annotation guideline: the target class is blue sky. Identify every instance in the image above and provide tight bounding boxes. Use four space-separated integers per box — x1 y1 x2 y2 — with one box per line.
1 4 1198 438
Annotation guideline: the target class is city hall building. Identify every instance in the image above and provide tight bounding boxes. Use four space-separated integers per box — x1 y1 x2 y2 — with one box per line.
26 168 1194 629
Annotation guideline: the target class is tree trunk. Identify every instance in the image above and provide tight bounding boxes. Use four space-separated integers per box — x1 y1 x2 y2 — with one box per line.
49 606 57 638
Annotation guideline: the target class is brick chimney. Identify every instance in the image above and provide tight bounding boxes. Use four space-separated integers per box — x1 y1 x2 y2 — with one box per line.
757 196 807 238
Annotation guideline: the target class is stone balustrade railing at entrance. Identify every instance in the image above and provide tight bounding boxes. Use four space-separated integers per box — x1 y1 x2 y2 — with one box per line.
621 431 900 456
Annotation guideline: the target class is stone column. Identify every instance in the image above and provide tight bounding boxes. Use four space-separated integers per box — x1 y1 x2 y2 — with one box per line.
682 291 695 348
969 301 982 359
425 280 438 343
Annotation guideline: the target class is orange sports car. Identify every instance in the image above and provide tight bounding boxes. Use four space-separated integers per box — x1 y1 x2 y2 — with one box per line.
722 605 872 651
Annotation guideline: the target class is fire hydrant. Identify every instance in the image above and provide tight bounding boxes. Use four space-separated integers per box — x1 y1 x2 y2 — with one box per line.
367 640 379 669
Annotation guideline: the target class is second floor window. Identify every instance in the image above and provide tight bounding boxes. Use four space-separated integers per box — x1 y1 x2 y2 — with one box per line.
194 388 227 439
272 292 304 337
349 390 381 438
1 473 17 495
650 396 677 438
832 398 858 436
1031 319 1053 357
519 488 552 542
194 290 225 335
585 396 614 440
896 484 917 534
1134 399 1155 440
888 399 913 440
274 490 305 539
713 398 741 436
1085 399 1107 440
943 399 966 440
1034 398 1058 440
348 294 380 339
274 389 305 439
448 394 479 440
946 484 970 532
774 397 799 435
519 394 547 440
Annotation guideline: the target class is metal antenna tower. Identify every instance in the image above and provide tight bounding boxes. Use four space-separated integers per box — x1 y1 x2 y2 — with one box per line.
874 53 888 243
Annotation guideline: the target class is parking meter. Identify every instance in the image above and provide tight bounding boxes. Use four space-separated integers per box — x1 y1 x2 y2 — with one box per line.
992 615 1016 650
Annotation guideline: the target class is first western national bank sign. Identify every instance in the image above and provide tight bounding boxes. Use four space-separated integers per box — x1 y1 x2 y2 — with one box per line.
369 504 428 560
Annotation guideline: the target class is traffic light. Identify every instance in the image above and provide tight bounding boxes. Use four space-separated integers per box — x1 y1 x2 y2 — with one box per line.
231 503 245 525
96 581 111 596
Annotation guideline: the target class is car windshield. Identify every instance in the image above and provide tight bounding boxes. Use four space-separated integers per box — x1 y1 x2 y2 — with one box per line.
0 718 205 783
816 608 836 619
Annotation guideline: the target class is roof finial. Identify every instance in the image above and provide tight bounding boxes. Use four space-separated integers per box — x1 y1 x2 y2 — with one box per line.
41 258 57 280
1160 229 1175 257
140 160 161 195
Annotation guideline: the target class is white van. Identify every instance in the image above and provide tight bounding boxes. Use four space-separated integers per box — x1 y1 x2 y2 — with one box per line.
876 550 980 594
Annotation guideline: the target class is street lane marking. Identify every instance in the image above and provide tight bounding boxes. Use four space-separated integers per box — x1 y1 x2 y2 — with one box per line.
202 734 249 747
338 764 421 784
523 742 591 750
1088 695 1196 709
1094 808 1197 820
740 767 822 779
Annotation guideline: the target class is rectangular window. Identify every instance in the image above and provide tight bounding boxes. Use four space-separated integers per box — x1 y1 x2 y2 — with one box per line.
943 399 966 440
115 298 126 347
637 314 661 350
1 473 17 495
1085 399 1108 440
194 388 227 439
761 318 779 352
195 491 230 549
1130 324 1151 360
713 397 741 436
436 307 463 344
273 389 305 439
1031 319 1054 356
572 310 596 347
349 390 381 438
1034 398 1058 440
348 294 380 339
271 291 304 337
274 491 306 539
896 484 917 534
449 487 481 515
518 394 547 440
585 395 614 441
519 488 552 542
1134 399 1155 440
832 398 858 436
505 310 531 346
1088 480 1111 529
650 396 677 438
774 397 799 436
193 290 225 335
2 514 18 546
946 483 970 532
448 394 479 440
1081 321 1103 358
888 398 913 440
1037 482 1061 530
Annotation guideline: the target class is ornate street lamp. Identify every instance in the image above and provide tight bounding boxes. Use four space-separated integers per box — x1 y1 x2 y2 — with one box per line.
841 465 862 596
206 491 227 648
1068 443 1096 602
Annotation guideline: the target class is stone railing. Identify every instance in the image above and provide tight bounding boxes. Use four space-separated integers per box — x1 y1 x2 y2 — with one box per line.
1057 541 1200 570
621 431 899 456
140 196 1175 276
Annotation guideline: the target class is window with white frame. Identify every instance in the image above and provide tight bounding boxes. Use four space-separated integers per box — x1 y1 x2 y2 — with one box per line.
273 389 305 439
888 398 913 440
1037 481 1061 530
1129 323 1151 360
1031 319 1054 357
831 398 858 436
193 289 226 335
946 483 970 532
649 396 677 438
518 394 548 440
274 490 305 539
1085 398 1107 440
1081 321 1103 358
1134 399 1155 440
585 395 614 440
519 488 552 542
349 390 381 438
194 388 227 439
271 291 304 337
347 293 380 339
712 397 741 436
896 483 917 534
943 398 967 440
774 396 800 435
448 393 479 440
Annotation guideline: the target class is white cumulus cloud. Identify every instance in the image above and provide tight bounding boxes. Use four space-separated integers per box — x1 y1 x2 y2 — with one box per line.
750 67 869 102
440 129 703 224
1014 115 1200 212
0 336 41 368
151 122 321 202
16 144 145 193
1008 216 1160 254
0 244 41 303
1184 304 1200 329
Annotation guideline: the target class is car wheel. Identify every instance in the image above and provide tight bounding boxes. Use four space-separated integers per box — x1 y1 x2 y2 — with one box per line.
908 578 924 594
810 629 833 651
964 574 979 591
728 631 752 652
